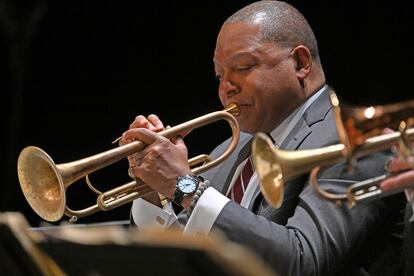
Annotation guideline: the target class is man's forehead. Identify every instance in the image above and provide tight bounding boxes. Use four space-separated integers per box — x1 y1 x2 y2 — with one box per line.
218 21 263 41
214 23 262 58
214 37 279 67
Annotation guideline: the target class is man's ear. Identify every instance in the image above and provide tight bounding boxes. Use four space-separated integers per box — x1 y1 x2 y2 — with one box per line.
291 45 312 80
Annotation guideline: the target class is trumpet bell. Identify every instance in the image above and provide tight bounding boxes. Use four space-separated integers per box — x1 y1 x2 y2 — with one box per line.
252 132 347 208
252 133 284 208
17 146 65 222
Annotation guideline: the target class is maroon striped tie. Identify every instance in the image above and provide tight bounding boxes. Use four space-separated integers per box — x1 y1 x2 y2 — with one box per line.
228 157 254 204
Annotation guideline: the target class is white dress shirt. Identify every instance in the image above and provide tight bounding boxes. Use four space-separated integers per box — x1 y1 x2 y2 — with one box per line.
131 87 326 233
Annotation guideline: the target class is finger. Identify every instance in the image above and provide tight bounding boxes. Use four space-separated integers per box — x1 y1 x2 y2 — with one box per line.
168 127 191 143
130 115 149 129
122 128 165 146
387 157 413 173
171 135 188 153
127 155 138 167
130 115 159 132
129 164 144 180
119 136 126 146
129 151 146 165
128 166 135 179
147 114 165 132
380 169 414 191
119 135 134 146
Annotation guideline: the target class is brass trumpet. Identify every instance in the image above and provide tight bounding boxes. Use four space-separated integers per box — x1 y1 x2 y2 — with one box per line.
17 104 240 222
252 91 414 208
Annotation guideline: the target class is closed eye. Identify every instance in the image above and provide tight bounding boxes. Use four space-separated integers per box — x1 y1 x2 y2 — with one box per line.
235 65 254 72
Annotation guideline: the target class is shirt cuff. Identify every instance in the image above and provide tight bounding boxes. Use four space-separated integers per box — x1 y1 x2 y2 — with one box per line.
131 198 177 229
183 187 230 235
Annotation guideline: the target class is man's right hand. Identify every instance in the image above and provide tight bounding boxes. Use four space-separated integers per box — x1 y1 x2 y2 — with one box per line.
120 114 166 208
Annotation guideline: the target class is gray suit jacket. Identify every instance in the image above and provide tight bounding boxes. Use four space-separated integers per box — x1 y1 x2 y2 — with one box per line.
191 87 405 276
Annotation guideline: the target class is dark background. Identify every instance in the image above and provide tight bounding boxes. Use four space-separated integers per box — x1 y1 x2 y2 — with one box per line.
0 0 413 227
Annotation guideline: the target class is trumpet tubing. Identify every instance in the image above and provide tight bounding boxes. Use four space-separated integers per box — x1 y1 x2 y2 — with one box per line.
18 104 240 222
331 92 414 152
253 90 414 208
253 127 414 208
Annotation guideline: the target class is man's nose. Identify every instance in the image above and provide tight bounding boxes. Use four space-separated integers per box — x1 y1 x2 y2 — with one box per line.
219 78 239 98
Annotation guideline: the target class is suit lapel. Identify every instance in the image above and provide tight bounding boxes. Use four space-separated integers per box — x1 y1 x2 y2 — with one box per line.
279 117 312 150
249 86 334 211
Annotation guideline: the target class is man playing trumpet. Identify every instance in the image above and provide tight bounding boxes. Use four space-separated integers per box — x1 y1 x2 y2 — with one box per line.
121 1 406 275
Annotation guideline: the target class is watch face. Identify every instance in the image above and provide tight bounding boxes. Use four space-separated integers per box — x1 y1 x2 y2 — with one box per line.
178 176 197 194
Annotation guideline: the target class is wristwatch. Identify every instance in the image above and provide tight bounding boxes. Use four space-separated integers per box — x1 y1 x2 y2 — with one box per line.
172 175 200 205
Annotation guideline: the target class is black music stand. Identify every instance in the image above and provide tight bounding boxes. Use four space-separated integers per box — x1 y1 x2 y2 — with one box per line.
0 223 43 276
40 239 230 275
0 212 65 276
1 212 276 276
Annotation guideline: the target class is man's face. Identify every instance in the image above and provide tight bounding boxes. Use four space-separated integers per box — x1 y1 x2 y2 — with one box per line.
214 22 303 134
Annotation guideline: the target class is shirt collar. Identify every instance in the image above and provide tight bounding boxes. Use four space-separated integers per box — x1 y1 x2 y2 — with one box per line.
269 85 326 147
